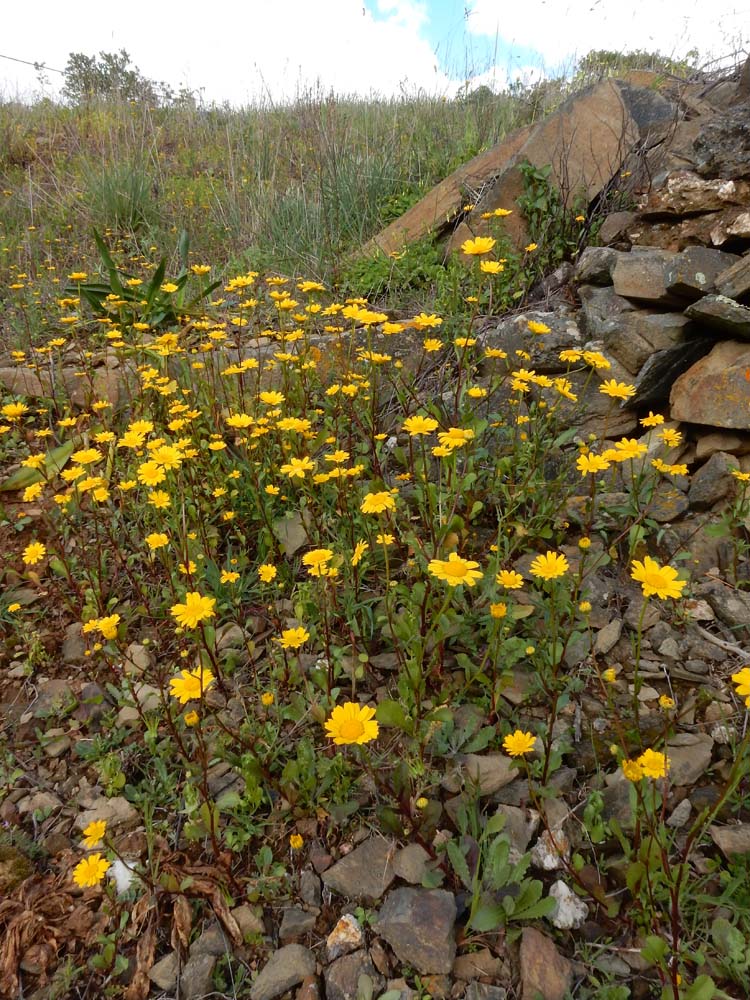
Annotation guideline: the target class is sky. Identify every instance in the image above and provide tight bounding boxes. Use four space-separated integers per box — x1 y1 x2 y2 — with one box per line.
1 0 748 105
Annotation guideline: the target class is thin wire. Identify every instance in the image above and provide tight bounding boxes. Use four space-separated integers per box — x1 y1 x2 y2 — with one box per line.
0 52 65 75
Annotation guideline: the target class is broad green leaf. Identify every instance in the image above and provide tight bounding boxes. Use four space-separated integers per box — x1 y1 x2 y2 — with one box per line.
468 900 505 932
683 975 716 1000
0 439 76 492
446 839 473 890
640 935 669 965
375 699 409 730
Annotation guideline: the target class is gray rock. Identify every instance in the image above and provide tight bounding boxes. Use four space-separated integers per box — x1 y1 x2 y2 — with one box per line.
520 927 572 1000
493 805 540 856
122 642 153 676
180 953 217 1000
613 312 694 373
693 106 750 179
42 729 71 758
633 339 714 409
452 947 506 981
442 753 516 796
716 254 750 301
62 623 87 664
612 249 682 306
665 247 740 301
643 482 690 523
232 904 264 939
392 843 431 884
321 837 395 902
548 880 589 929
594 619 622 655
598 210 637 245
279 906 316 943
149 952 179 990
17 791 63 816
216 623 246 651
574 247 624 285
695 431 749 460
299 870 322 909
75 796 139 833
578 284 637 341
601 779 636 831
190 922 228 956
686 294 750 339
666 733 714 785
705 585 750 634
375 888 457 974
670 340 750 430
324 950 384 1000
689 451 738 509
326 914 364 961
709 823 750 857
666 798 692 828
250 945 316 1000
465 985 507 1000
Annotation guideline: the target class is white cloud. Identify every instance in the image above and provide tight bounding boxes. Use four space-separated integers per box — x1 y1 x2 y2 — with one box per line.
466 0 749 69
0 0 452 104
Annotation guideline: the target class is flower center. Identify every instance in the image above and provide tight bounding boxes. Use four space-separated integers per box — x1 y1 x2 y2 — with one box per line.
339 719 365 741
445 561 467 579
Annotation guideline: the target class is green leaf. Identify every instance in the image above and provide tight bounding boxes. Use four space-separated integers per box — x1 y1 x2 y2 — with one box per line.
683 975 716 1000
446 839 473 890
0 439 76 492
640 935 669 965
375 699 409 730
468 900 505 932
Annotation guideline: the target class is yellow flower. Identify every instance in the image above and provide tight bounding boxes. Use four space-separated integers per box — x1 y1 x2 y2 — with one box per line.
137 461 166 487
502 730 536 757
637 748 669 779
428 552 484 586
529 551 569 581
527 320 551 335
82 820 107 849
325 702 379 745
640 412 664 428
148 490 171 509
461 236 496 256
68 271 88 281
437 427 474 450
72 853 110 888
302 548 334 577
361 491 396 514
622 759 644 782
659 695 675 710
602 667 617 683
276 626 310 650
630 556 686 600
191 264 211 275
97 614 121 640
260 390 285 405
261 692 275 707
160 282 178 293
184 710 200 726
658 428 683 447
731 469 750 483
280 456 315 479
289 833 304 850
22 482 43 502
578 537 592 550
22 541 47 565
403 415 439 436
731 666 750 706
423 338 443 352
169 666 215 704
577 453 611 475
258 564 277 583
351 540 369 566
376 533 395 545
480 260 504 274
496 570 524 589
170 592 216 628
220 570 240 584
579 600 592 613
599 379 636 400
8 602 21 613
524 243 538 252
489 602 507 619
145 532 169 551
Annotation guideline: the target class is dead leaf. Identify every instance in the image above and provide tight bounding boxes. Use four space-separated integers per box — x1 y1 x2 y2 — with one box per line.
124 911 157 1000
171 895 192 953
